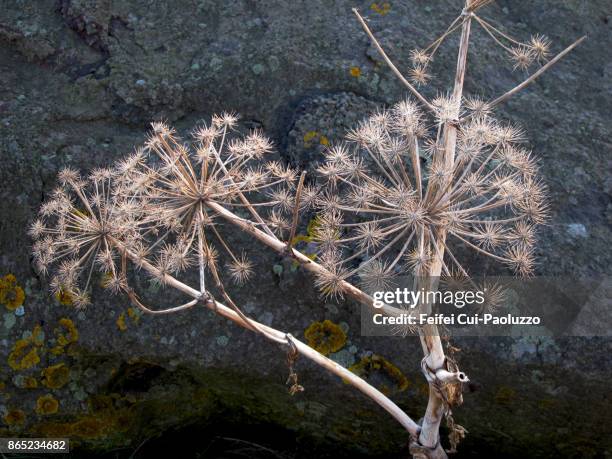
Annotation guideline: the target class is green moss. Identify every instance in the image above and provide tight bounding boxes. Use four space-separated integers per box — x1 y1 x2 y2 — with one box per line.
304 320 347 356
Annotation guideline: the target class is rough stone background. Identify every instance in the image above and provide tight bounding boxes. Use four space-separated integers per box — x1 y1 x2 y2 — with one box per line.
0 0 611 457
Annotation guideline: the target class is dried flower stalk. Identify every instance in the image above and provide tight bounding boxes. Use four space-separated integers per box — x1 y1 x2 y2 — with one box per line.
350 1 583 457
31 116 420 441
30 1 584 457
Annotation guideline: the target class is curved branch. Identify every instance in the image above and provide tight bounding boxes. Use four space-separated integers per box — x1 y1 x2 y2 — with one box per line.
111 237 421 436
204 200 406 318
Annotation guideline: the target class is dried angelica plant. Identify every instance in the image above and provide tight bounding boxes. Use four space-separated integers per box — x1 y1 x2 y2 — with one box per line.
113 115 297 309
31 114 421 440
346 2 583 457
30 167 144 308
313 99 548 299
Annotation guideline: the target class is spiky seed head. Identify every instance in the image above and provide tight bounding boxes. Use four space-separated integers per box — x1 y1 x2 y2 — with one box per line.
432 95 461 124
529 34 551 61
228 253 254 285
475 223 505 250
359 260 395 291
510 221 536 249
212 111 239 129
355 221 385 252
406 248 431 273
464 96 492 119
441 269 470 293
314 251 347 300
509 45 535 71
477 280 508 314
410 48 430 66
505 245 535 277
409 65 431 87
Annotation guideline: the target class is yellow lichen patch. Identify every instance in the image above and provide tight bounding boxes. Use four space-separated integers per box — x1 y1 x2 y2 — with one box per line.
51 318 79 355
8 339 40 371
41 363 70 389
494 386 517 406
349 354 409 395
22 376 38 389
117 307 141 332
303 131 318 144
34 422 73 437
304 320 347 356
87 394 115 414
55 289 74 306
36 394 59 415
0 274 25 311
116 312 127 331
371 2 391 15
3 409 26 426
31 325 45 346
303 130 331 148
71 417 106 438
349 66 362 77
126 307 140 324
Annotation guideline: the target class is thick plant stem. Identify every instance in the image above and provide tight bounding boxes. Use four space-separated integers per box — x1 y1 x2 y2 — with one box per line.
205 200 406 318
416 3 473 457
110 238 421 436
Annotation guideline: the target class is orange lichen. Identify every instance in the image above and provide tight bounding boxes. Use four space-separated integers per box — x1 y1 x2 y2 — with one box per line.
116 312 127 331
0 274 25 311
31 325 45 346
350 66 362 77
370 2 391 15
349 354 409 395
494 386 517 406
41 363 70 389
50 318 78 355
303 130 331 148
8 324 46 371
8 339 40 370
34 422 73 437
56 318 79 345
303 131 318 144
304 320 347 356
126 307 140 324
3 409 26 425
36 394 59 415
23 376 39 389
87 394 115 414
71 417 106 438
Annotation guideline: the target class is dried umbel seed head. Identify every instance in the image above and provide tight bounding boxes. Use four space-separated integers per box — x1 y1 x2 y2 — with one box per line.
529 34 551 62
30 167 143 307
312 98 548 297
115 115 298 289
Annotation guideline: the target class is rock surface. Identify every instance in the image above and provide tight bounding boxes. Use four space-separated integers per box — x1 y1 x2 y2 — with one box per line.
0 0 611 457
